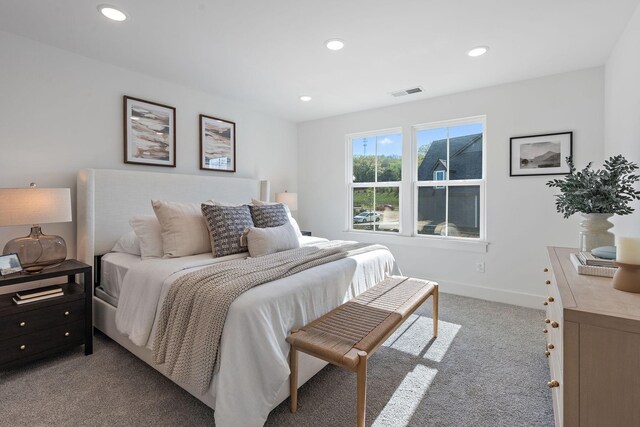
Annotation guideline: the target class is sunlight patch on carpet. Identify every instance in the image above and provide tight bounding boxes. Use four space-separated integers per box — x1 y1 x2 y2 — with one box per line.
383 314 461 362
372 364 437 427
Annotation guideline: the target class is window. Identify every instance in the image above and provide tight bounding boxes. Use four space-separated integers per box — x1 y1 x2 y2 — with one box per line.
346 117 485 241
415 119 485 239
348 130 402 233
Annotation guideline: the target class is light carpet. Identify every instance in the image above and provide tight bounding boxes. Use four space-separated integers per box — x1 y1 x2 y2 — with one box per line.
0 293 553 426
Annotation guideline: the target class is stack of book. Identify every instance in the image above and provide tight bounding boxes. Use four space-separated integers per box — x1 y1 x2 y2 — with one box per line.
12 285 64 305
570 251 617 278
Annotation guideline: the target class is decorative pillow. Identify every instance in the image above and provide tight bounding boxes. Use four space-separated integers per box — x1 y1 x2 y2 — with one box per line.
243 222 300 257
248 204 289 228
201 204 254 257
151 200 210 258
111 231 141 256
250 198 302 236
129 215 164 259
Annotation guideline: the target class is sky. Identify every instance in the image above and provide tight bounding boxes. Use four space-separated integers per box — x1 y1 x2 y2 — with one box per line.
352 124 483 157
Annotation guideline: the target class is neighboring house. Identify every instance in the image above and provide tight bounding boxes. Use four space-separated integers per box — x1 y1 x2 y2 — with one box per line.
417 133 482 235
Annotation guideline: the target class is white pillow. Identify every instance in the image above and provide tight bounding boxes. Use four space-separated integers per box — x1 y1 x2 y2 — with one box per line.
243 221 300 257
129 215 164 259
152 200 211 258
111 230 141 256
250 198 302 237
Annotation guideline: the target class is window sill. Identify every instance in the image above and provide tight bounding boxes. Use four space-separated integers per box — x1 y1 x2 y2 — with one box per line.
342 230 489 253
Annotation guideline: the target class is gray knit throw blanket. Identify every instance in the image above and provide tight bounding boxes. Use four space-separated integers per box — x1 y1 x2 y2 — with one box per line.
153 241 385 393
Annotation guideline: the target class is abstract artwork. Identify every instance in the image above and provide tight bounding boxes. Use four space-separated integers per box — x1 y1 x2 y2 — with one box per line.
124 96 176 167
200 114 236 172
510 132 572 176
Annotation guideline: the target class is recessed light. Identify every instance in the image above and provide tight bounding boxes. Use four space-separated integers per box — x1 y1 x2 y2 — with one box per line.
299 95 312 102
98 5 127 22
467 46 489 57
325 39 345 51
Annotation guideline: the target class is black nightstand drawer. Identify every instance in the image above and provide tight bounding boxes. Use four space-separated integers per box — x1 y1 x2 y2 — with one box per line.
0 320 84 365
0 299 84 341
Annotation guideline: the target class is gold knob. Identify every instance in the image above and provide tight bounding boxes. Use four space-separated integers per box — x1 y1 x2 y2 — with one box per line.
548 380 560 388
545 280 551 285
544 318 551 324
547 296 555 302
551 321 559 328
64 311 70 316
544 268 549 272
547 343 555 350
19 321 26 327
543 328 548 334
19 345 26 350
64 332 70 337
544 350 550 357
543 301 548 306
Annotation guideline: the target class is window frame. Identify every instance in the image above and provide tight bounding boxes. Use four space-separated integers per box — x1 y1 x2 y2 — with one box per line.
412 116 487 241
346 127 403 235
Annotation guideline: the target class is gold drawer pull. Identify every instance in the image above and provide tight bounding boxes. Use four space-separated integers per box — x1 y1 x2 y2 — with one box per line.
19 345 26 351
547 343 555 350
543 328 548 334
64 332 70 337
547 296 555 302
544 318 551 324
64 311 70 316
544 350 550 357
543 301 548 306
551 321 559 328
19 321 26 327
545 280 551 285
547 380 560 388
544 268 549 272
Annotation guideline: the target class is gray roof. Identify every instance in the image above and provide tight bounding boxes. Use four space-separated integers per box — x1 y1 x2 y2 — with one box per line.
418 133 482 180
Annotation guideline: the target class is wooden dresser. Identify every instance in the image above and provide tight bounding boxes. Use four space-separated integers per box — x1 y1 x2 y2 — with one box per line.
545 247 640 427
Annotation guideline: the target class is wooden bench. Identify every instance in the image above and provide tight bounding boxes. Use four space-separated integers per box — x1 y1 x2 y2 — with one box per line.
286 276 438 427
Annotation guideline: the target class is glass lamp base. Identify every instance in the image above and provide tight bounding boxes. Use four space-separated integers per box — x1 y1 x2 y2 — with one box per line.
3 226 67 273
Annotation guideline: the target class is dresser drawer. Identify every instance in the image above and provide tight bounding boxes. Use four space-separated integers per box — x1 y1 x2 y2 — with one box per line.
0 299 84 341
0 320 84 365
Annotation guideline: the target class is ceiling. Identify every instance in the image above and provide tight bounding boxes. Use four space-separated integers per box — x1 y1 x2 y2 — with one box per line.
1 0 638 122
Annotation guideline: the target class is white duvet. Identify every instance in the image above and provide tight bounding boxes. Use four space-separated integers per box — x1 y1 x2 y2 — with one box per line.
115 239 398 427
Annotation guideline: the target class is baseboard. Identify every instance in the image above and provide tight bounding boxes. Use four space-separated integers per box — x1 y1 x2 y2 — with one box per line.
437 280 544 309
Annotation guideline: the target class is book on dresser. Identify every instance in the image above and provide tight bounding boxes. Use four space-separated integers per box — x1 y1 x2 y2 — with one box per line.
12 291 64 305
577 251 617 267
15 285 63 300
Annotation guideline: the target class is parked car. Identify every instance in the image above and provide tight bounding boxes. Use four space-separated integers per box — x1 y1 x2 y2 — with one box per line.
353 212 381 223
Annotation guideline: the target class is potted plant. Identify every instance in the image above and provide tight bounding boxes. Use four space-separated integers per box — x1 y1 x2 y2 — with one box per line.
547 155 640 251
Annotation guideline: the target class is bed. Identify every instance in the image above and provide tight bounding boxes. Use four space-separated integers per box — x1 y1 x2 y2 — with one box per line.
76 168 398 427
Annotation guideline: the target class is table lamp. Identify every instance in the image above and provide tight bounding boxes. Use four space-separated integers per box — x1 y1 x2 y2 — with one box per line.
275 191 298 212
0 184 72 273
613 236 640 293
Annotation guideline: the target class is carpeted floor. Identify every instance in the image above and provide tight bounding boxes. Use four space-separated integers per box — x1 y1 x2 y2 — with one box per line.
0 293 553 427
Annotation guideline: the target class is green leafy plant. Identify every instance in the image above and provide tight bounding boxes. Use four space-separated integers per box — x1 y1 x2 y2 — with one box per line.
546 155 640 218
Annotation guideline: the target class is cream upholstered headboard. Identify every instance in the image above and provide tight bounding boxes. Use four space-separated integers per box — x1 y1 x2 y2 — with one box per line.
77 169 269 271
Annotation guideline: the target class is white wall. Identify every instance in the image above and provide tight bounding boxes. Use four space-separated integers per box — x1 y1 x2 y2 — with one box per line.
298 68 604 307
605 3 640 236
0 31 298 258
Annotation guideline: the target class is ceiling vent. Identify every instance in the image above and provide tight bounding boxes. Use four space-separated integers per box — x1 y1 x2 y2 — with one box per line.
390 86 424 97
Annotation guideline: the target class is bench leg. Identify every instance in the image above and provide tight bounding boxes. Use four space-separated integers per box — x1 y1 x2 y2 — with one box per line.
357 351 368 427
290 346 298 413
433 284 439 337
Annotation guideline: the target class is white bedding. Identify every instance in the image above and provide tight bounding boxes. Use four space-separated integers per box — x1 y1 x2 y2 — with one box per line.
100 252 143 301
115 240 399 427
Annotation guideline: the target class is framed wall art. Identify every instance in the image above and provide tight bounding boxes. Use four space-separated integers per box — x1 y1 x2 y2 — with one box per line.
510 131 573 177
199 114 236 172
124 96 176 167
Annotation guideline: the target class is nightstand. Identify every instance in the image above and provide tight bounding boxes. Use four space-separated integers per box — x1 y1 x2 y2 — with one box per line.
0 260 92 369
301 231 312 236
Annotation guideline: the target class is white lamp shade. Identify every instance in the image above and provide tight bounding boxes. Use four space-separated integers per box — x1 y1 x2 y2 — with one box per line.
0 188 72 226
275 192 298 211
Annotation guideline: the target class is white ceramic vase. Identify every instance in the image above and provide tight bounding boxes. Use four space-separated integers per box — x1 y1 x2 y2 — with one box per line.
579 213 614 252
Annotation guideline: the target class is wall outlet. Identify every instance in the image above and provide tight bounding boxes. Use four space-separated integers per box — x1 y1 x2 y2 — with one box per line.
476 262 485 273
